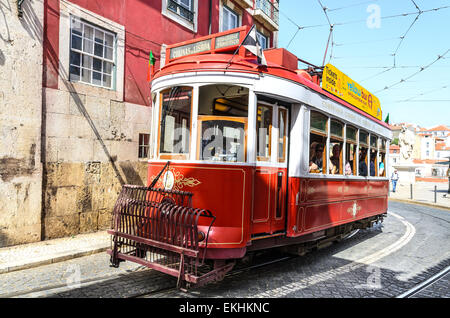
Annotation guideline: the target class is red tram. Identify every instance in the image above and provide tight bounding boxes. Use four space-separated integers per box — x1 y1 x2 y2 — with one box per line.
107 26 392 289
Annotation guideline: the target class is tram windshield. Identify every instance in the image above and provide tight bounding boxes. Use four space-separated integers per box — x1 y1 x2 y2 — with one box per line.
198 85 248 162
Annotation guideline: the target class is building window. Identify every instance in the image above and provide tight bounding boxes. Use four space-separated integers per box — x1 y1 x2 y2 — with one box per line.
222 6 238 31
168 0 194 22
256 30 268 49
138 134 150 159
70 17 115 89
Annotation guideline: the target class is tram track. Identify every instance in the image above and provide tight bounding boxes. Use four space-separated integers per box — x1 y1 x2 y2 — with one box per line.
396 265 450 298
131 230 363 298
130 254 297 298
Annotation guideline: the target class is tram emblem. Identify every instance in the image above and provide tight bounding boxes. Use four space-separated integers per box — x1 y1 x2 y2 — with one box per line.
347 201 362 218
151 167 201 192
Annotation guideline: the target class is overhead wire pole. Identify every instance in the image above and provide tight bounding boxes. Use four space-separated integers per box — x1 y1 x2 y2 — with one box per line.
317 0 334 67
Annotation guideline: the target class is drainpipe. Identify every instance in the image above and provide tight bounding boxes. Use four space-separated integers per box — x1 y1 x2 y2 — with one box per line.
208 0 212 34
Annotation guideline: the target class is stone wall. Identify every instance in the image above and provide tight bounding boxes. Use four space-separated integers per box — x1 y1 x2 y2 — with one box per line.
1 0 152 246
0 0 44 247
42 87 151 239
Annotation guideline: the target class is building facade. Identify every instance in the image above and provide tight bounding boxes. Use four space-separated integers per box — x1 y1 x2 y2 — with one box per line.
0 0 280 247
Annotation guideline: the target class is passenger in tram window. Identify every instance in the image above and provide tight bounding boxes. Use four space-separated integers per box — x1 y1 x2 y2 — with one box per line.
329 144 341 174
370 153 376 177
378 153 385 176
309 142 324 173
345 143 356 175
358 148 368 176
309 142 318 170
345 161 352 175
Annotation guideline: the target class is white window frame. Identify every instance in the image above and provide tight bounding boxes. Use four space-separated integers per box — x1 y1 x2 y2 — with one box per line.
168 0 194 22
59 0 125 100
221 5 239 32
162 0 198 33
69 17 116 89
138 133 150 159
256 30 268 49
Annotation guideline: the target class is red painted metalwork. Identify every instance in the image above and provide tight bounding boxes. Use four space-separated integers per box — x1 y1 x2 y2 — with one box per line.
107 184 237 288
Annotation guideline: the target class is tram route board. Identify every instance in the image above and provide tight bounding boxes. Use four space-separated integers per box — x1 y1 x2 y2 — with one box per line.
322 63 382 121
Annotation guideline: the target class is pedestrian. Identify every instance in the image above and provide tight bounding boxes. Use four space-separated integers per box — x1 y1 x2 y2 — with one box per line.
391 169 399 192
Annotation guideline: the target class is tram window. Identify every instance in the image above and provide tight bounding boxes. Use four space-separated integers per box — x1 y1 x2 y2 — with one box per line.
329 120 343 175
278 108 288 163
309 111 327 174
345 126 357 175
370 135 378 177
197 85 249 162
198 116 247 162
378 138 386 177
159 87 192 158
257 105 273 161
358 130 369 177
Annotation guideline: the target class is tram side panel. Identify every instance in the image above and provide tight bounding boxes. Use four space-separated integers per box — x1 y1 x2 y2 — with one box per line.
286 177 389 238
147 162 253 257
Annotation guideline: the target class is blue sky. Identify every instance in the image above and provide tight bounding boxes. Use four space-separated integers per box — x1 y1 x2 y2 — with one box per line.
278 0 450 128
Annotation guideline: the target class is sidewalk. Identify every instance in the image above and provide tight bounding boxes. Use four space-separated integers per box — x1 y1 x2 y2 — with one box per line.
389 181 450 210
0 231 110 274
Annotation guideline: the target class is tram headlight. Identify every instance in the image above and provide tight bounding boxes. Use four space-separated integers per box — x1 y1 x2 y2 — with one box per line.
198 231 206 242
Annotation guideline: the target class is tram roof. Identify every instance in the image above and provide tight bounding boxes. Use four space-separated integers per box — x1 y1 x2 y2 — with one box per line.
153 26 391 131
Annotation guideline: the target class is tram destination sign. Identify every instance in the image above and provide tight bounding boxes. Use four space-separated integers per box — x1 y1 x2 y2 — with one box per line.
322 64 382 120
170 39 212 59
215 31 240 49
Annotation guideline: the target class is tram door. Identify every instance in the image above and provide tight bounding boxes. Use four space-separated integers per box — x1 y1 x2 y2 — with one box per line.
252 103 288 235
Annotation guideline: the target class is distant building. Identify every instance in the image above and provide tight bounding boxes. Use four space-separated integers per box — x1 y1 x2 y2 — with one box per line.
388 144 400 172
420 125 450 139
389 123 450 179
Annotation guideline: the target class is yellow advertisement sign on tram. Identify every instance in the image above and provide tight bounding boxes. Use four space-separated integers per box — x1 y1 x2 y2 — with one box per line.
322 64 382 120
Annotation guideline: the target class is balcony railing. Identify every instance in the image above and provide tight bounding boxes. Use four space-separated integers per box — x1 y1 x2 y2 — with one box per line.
255 0 279 26
168 0 194 23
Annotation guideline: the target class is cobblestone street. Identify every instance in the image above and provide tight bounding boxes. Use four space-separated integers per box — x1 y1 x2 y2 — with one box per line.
0 201 448 299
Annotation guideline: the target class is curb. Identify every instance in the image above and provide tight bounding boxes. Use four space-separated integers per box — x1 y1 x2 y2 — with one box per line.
0 246 109 274
388 198 450 211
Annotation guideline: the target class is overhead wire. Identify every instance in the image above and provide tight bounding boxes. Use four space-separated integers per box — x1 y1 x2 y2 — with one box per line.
326 0 379 12
274 0 450 102
396 85 449 102
375 48 450 93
